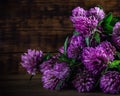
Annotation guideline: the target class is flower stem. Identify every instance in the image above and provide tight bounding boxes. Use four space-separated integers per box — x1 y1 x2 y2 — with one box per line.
29 75 34 81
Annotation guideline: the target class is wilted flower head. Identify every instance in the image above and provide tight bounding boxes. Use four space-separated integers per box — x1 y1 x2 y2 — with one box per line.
88 7 105 21
112 22 120 50
72 70 96 92
100 71 120 94
70 16 98 37
82 47 108 76
97 41 116 61
21 49 43 75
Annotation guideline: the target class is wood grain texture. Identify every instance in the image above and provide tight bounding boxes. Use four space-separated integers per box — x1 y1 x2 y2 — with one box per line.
0 75 120 96
0 0 120 74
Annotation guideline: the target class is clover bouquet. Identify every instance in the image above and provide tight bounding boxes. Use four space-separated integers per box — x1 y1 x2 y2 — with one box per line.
20 6 120 94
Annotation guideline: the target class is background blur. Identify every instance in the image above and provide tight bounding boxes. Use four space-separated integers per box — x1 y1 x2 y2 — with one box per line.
0 0 120 75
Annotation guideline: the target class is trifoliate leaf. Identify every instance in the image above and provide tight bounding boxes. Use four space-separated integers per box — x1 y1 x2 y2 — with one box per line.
103 12 113 25
85 37 89 47
110 17 120 26
70 59 76 66
73 31 80 36
71 59 76 64
58 54 66 62
109 60 120 68
116 51 120 59
43 53 52 61
99 13 113 35
64 36 69 55
114 17 120 21
117 65 120 72
98 20 103 26
94 32 100 44
103 24 113 34
58 53 76 66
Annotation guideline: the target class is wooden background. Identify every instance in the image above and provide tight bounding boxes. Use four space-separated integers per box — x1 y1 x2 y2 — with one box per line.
0 0 120 74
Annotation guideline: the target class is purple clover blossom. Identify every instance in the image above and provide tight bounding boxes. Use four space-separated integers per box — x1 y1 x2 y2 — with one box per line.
67 44 81 60
67 35 86 60
113 22 120 36
82 47 109 76
70 35 86 48
42 69 60 90
112 22 120 50
70 16 98 37
100 71 120 94
40 59 54 73
53 62 70 79
41 62 70 90
40 56 58 73
88 7 105 21
71 6 87 17
58 46 64 54
72 70 96 92
21 49 43 75
97 41 116 61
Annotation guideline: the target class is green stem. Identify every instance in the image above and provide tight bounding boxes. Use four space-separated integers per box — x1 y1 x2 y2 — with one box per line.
104 66 109 73
90 33 95 46
29 75 34 81
95 65 109 87
95 79 100 88
85 37 90 47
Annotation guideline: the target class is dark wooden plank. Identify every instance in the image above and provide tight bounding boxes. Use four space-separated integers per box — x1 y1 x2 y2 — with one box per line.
0 54 20 74
0 35 68 53
0 0 120 74
0 0 120 53
0 75 120 96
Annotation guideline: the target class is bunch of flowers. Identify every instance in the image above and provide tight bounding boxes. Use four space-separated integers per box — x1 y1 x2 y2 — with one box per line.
20 6 120 94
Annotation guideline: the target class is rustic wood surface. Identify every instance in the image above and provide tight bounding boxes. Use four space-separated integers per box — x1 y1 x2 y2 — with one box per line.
0 0 120 74
0 74 120 96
